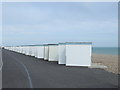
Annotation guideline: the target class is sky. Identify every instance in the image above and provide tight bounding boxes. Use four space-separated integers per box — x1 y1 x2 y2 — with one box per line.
2 2 118 47
0 3 2 46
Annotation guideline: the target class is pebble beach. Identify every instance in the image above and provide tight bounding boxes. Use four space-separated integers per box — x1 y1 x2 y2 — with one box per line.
92 54 119 74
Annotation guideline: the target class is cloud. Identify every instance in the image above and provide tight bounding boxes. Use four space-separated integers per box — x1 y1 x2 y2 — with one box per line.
2 2 118 47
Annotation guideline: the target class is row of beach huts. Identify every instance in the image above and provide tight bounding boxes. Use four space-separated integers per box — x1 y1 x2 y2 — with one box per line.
4 42 92 66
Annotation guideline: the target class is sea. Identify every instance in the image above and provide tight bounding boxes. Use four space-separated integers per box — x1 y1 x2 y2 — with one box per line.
92 47 118 55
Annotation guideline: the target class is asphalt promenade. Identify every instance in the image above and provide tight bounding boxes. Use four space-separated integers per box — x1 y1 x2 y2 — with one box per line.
2 49 118 88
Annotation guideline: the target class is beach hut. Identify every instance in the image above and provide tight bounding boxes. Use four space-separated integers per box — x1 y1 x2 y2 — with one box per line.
48 44 58 61
28 46 33 56
21 47 25 54
21 46 26 54
19 46 23 53
27 46 32 56
13 47 15 52
24 46 30 55
17 46 20 53
22 46 26 54
36 45 44 59
11 47 13 51
44 44 49 60
15 47 18 53
34 46 38 58
30 46 37 57
65 42 92 66
58 43 66 64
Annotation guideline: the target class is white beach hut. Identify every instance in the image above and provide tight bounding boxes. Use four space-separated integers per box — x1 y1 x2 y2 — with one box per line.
13 47 15 52
22 47 26 55
11 47 13 51
30 46 37 57
48 44 58 61
65 42 92 66
15 47 19 53
21 46 25 54
17 46 21 53
15 47 17 52
34 46 38 58
28 46 33 56
19 46 23 53
58 43 66 64
24 46 30 55
21 47 25 54
44 44 49 60
36 45 44 59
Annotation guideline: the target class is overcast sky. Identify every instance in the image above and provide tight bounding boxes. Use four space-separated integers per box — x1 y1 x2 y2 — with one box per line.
2 2 118 47
0 2 2 46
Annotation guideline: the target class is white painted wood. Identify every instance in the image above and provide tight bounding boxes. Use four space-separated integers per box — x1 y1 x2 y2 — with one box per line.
48 45 58 61
66 43 92 66
21 47 26 54
29 46 33 56
34 46 38 57
44 45 49 60
25 47 30 55
30 46 37 57
36 46 44 59
58 44 66 64
20 47 23 53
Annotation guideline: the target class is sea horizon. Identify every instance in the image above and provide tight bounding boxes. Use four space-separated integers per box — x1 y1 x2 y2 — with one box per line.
92 47 118 55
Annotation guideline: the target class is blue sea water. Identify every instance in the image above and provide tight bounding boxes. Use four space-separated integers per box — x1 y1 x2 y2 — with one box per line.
92 47 118 55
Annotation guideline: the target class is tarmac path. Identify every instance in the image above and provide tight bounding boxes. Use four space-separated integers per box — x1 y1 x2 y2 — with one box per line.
0 48 2 90
2 49 118 88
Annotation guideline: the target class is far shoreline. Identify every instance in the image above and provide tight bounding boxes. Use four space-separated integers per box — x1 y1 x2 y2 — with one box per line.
93 53 118 56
